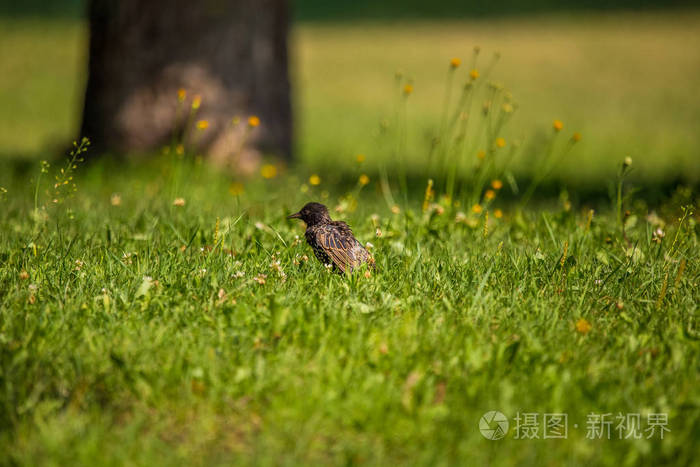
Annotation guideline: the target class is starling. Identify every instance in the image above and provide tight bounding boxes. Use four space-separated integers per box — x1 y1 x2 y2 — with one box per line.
287 202 373 273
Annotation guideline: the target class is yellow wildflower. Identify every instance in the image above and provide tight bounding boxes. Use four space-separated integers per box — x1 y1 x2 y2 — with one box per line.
472 203 483 214
572 132 581 142
173 198 186 207
484 189 496 201
196 120 209 130
177 88 186 102
477 150 486 160
495 137 506 148
248 115 260 127
229 182 244 196
403 84 413 96
450 57 461 68
553 120 563 132
494 209 503 219
192 95 201 109
356 154 366 163
358 174 370 186
469 69 479 80
309 174 321 186
575 318 592 335
260 164 277 179
491 179 503 190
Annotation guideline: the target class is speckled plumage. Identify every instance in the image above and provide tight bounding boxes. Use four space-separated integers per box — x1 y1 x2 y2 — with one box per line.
288 202 373 273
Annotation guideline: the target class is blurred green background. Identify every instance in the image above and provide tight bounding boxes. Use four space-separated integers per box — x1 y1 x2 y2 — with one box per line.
0 1 698 188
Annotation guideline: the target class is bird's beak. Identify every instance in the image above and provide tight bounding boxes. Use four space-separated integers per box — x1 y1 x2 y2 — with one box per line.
287 211 302 220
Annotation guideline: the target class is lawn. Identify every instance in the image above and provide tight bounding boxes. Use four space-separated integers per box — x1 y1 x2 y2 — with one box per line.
0 9 699 467
1 147 698 465
1 12 699 185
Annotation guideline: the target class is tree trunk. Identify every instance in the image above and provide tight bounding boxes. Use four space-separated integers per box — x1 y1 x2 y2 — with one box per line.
80 0 292 170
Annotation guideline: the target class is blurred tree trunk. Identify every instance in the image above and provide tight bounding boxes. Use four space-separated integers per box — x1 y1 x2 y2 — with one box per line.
80 0 291 170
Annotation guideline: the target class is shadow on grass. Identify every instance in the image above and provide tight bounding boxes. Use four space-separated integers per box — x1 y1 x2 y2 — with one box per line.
1 0 695 22
1 152 696 210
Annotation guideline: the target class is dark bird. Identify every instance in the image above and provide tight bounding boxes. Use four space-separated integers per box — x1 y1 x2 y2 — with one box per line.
287 202 373 273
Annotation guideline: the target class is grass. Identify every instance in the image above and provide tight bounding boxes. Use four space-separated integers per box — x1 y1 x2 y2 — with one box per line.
0 148 698 465
1 12 699 187
294 12 700 184
1 9 699 466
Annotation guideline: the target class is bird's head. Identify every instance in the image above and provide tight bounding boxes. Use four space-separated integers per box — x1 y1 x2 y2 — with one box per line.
287 202 332 226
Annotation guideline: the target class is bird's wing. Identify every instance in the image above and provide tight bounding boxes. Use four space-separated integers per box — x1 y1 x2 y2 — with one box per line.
313 223 361 273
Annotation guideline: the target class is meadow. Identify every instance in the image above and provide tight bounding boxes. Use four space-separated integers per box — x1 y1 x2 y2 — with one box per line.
2 11 700 185
1 9 699 467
